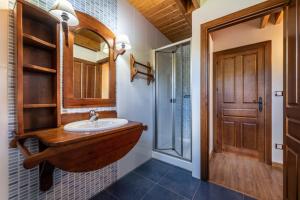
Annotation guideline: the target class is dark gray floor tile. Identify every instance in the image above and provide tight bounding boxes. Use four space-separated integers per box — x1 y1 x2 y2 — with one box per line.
90 190 118 200
158 167 199 199
134 159 172 182
107 172 154 200
142 184 185 200
244 195 257 200
194 181 244 200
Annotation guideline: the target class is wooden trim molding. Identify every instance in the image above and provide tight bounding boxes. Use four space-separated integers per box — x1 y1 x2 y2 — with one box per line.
200 0 289 181
272 162 283 170
63 11 116 108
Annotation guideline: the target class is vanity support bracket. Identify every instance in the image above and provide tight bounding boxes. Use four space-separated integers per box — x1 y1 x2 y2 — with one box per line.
10 137 56 191
39 142 55 191
39 161 55 191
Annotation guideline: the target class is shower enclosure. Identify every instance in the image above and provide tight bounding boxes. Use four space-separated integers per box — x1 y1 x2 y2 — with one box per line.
154 41 191 161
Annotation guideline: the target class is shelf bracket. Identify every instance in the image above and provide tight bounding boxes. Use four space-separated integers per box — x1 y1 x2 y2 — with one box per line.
130 54 154 85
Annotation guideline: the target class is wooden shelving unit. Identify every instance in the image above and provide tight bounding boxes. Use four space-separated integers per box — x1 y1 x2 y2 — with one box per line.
16 0 61 134
24 64 57 74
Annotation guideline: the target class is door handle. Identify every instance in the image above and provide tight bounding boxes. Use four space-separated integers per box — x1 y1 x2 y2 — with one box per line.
170 98 176 103
258 97 263 112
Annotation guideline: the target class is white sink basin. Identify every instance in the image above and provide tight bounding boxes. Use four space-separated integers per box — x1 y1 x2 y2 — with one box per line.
64 118 128 132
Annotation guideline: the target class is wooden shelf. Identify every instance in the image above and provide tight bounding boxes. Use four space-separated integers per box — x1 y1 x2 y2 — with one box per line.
21 0 59 25
23 33 56 50
24 64 57 74
24 104 57 109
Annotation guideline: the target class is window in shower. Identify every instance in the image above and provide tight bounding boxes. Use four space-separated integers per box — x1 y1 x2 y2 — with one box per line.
154 42 191 161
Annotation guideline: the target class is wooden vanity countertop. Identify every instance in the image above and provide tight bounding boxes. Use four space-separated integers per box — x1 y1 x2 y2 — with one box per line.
17 121 144 147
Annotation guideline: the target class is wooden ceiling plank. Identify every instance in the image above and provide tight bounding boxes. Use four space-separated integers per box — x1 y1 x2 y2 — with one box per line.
155 14 185 27
149 10 183 25
169 33 191 42
142 0 175 16
147 4 177 19
158 19 186 30
166 28 191 37
160 22 187 33
163 25 191 35
167 31 191 39
132 0 170 14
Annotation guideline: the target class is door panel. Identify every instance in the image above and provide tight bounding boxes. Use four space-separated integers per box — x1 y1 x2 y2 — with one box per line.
243 53 258 103
241 122 257 150
223 57 236 103
285 0 300 198
222 121 236 147
223 108 257 118
215 43 267 160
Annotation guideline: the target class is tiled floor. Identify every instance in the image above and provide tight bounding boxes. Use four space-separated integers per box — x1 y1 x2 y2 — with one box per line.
91 159 255 200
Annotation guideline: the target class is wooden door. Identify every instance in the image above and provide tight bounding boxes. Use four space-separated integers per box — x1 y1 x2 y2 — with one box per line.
214 42 271 162
284 0 300 199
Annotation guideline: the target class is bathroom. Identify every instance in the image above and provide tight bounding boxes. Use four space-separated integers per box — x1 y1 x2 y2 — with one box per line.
0 0 298 199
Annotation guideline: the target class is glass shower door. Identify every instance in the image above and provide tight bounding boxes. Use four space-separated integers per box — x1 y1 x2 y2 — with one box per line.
156 52 173 150
155 42 191 161
173 48 183 156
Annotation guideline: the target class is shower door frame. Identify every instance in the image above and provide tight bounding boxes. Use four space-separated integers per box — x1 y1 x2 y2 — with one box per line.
153 38 192 161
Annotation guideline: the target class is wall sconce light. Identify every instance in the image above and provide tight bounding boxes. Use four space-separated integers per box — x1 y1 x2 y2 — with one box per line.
114 34 131 61
49 0 79 46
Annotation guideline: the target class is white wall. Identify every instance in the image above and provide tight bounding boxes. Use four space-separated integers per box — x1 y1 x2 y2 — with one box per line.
74 44 109 63
212 18 283 163
0 1 9 199
116 0 170 178
191 0 266 178
74 44 99 62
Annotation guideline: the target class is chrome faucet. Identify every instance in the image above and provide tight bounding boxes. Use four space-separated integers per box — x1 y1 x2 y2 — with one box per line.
89 110 99 122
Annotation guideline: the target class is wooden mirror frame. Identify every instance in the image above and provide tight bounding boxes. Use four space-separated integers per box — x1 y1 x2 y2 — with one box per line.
63 11 116 108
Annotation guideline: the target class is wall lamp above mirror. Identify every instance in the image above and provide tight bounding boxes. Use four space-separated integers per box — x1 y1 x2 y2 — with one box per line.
49 0 79 46
114 34 131 61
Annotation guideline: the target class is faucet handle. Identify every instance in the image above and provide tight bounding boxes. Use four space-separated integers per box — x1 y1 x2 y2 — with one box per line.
89 110 97 117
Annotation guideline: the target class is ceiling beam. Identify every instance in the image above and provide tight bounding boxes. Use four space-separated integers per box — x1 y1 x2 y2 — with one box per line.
191 0 200 9
274 11 283 24
173 0 192 25
260 14 270 28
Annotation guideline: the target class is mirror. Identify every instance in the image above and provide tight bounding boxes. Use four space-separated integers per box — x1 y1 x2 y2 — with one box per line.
73 28 110 99
63 11 116 108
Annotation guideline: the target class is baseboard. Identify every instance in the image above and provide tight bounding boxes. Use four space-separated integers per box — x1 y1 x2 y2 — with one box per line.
152 151 192 171
272 162 283 169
